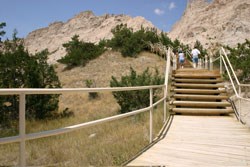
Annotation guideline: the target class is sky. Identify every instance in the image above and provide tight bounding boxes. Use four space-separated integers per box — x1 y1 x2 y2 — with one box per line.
0 0 188 40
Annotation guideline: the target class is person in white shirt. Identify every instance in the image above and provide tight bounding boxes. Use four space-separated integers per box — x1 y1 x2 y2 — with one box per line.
178 50 185 69
191 47 200 68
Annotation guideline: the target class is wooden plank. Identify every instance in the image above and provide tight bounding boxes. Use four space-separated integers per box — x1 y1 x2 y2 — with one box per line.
127 115 250 166
172 108 233 114
173 88 226 94
172 101 231 107
173 78 223 83
173 94 229 100
173 83 225 88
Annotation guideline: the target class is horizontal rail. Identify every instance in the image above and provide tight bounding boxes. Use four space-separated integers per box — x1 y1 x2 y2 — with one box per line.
218 47 250 125
240 84 250 87
0 88 167 146
0 48 174 167
0 106 152 144
0 85 164 95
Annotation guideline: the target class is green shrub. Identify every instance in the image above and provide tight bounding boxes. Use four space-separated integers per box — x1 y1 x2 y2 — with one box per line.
0 35 62 128
110 67 164 113
226 39 250 83
57 35 105 68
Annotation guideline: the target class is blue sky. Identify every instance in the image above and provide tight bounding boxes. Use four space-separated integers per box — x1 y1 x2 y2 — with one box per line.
0 0 188 40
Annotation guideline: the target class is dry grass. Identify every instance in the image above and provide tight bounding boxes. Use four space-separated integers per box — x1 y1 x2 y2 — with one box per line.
0 51 167 166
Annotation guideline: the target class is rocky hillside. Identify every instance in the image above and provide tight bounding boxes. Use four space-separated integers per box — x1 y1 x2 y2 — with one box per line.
24 11 157 64
169 0 250 49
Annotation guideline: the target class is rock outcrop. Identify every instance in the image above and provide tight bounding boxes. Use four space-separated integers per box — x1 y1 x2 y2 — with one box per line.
169 0 250 49
24 11 157 64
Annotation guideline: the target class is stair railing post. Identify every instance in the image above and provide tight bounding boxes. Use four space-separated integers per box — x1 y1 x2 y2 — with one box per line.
238 85 242 121
220 49 223 75
19 93 26 167
205 55 208 69
210 55 213 70
198 58 202 69
149 88 153 143
163 48 171 123
163 86 167 123
173 53 177 70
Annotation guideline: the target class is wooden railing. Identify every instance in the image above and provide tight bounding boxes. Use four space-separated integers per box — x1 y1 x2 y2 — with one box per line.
0 48 174 167
212 47 250 125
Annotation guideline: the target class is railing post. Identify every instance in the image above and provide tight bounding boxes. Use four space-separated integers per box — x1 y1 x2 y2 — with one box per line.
238 86 242 121
19 93 26 167
149 88 153 143
210 55 213 70
220 50 223 75
198 58 202 69
163 86 167 123
205 55 208 69
173 53 177 70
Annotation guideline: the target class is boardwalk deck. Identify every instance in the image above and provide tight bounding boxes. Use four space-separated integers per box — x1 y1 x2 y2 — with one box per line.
127 115 250 166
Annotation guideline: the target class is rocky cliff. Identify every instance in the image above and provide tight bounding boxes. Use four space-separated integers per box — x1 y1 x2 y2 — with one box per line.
24 11 157 64
169 0 250 49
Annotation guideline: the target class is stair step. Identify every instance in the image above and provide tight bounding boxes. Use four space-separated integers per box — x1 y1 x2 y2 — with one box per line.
173 88 226 94
172 78 223 83
173 73 221 79
171 101 231 108
174 69 216 73
173 94 229 101
171 108 234 115
173 83 224 89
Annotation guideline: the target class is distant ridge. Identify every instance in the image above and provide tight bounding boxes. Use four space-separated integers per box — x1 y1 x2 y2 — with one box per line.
169 0 250 49
24 11 158 64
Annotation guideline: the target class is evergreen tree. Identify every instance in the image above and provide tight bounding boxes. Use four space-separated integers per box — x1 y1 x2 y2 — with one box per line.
0 32 61 127
0 22 6 41
58 35 105 68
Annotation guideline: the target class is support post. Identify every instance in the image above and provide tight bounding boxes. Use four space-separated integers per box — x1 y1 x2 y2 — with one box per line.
163 86 167 123
19 93 26 167
205 55 208 69
198 58 202 69
149 88 153 143
210 55 213 70
173 53 177 70
220 50 223 74
238 86 242 121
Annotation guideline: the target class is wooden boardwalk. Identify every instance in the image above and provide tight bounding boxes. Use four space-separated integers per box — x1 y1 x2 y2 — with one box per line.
127 115 250 166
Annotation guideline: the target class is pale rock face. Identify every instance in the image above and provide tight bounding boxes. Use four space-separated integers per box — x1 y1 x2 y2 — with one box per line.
24 11 157 64
169 0 250 49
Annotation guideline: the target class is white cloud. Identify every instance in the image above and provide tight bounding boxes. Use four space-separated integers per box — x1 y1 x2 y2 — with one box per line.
169 2 176 10
154 8 165 15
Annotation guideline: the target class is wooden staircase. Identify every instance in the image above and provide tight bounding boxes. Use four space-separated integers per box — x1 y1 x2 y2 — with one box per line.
170 68 233 115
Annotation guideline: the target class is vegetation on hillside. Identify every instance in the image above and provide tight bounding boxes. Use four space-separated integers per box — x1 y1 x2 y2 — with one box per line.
57 35 105 68
107 24 160 57
0 29 63 128
226 40 250 83
57 24 193 68
110 67 164 113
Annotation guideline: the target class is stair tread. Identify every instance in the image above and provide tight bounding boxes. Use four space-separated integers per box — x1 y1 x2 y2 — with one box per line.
173 74 221 79
174 69 220 73
172 108 234 114
170 69 231 116
173 94 229 100
173 83 224 88
172 78 223 83
173 88 226 94
172 101 231 105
